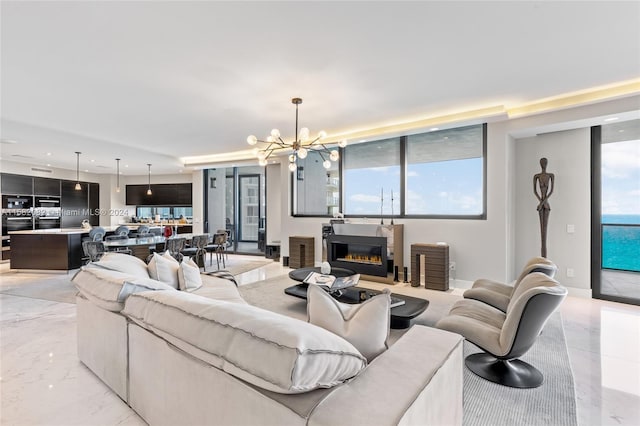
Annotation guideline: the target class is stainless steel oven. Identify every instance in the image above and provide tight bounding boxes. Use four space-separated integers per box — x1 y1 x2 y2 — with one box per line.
2 213 34 235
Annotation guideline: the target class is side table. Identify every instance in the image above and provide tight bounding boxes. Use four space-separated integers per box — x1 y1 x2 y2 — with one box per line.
289 236 314 268
410 243 449 290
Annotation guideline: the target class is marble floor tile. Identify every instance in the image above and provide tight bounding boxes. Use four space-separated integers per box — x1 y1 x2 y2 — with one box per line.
1 260 639 425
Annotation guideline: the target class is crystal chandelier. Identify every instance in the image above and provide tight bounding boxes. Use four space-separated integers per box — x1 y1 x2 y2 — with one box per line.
247 98 347 171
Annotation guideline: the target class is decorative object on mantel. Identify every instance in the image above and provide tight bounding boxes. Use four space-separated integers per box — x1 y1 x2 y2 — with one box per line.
390 189 395 225
246 97 347 171
533 157 554 257
74 151 82 190
380 187 384 225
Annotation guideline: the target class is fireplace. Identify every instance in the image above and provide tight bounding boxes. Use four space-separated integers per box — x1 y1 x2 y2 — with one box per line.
327 235 388 277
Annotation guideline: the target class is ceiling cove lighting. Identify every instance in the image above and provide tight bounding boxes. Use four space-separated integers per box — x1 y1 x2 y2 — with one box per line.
247 97 347 171
115 158 121 193
74 152 82 190
146 164 152 195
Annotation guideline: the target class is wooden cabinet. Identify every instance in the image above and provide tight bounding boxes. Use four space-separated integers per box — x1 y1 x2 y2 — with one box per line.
1 173 33 195
33 177 61 196
89 183 100 226
61 181 89 228
126 183 192 206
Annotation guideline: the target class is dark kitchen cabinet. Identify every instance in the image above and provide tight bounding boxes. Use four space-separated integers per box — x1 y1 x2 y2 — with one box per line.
126 183 192 206
1 173 33 195
89 183 100 226
34 177 61 196
61 181 89 228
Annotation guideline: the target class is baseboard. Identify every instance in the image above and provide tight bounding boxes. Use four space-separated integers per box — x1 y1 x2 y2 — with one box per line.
565 286 592 298
450 279 473 289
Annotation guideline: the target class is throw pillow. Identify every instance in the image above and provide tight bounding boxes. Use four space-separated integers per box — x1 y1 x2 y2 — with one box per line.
307 284 391 361
178 258 203 291
92 252 150 279
147 252 180 289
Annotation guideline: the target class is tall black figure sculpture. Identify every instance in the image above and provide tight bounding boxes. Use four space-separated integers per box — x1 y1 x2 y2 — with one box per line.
533 157 555 258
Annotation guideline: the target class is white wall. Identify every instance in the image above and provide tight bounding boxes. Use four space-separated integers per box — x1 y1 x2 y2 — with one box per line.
270 95 640 294
266 163 282 245
206 168 227 233
515 129 592 294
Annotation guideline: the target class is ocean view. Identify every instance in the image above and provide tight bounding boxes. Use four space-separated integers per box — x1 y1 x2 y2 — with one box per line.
602 214 640 272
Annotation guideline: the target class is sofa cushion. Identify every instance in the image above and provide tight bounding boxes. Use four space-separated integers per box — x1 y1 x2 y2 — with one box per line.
191 275 247 304
92 252 150 279
122 290 367 394
72 265 176 312
307 284 390 362
178 258 203 291
147 251 180 288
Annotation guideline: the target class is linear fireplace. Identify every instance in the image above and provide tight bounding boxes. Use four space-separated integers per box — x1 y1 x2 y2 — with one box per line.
327 235 388 277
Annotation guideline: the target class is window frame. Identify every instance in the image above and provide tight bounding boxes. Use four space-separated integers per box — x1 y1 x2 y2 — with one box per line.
291 123 487 220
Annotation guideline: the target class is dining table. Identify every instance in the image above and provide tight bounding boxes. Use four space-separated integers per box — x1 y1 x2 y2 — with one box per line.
103 233 202 261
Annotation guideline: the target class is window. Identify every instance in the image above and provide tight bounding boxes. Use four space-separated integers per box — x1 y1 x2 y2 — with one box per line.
293 154 340 216
406 124 485 217
343 138 401 216
290 123 486 219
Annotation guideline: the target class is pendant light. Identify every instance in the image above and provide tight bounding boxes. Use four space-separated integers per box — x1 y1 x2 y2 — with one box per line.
115 158 121 193
74 152 82 190
146 164 152 195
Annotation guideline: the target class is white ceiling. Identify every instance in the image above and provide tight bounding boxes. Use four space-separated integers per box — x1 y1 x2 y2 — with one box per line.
1 1 639 175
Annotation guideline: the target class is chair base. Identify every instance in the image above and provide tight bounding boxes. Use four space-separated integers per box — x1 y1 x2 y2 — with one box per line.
465 353 544 388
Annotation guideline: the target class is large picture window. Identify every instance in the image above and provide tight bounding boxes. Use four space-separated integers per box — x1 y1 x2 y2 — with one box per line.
343 138 401 216
293 154 340 216
291 123 486 219
405 124 485 217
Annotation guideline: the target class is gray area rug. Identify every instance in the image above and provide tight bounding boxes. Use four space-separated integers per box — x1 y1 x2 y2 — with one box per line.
239 275 578 426
0 258 273 305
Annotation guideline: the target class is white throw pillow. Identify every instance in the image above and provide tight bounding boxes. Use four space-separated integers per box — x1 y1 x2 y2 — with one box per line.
92 252 150 279
178 258 203 291
147 252 180 289
307 284 391 361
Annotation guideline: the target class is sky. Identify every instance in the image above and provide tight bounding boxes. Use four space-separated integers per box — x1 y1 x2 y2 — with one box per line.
601 139 640 217
344 157 483 216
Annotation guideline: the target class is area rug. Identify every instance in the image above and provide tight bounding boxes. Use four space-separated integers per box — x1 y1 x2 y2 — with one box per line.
238 275 578 426
203 257 273 276
0 257 273 305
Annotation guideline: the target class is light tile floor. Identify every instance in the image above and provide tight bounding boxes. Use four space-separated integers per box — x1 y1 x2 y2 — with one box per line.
1 258 639 425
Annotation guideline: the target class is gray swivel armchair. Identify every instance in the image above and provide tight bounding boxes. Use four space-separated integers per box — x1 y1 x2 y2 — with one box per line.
463 256 557 312
436 272 567 388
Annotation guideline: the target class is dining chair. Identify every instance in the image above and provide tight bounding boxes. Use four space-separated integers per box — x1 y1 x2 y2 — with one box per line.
82 241 106 264
205 232 227 269
182 234 209 268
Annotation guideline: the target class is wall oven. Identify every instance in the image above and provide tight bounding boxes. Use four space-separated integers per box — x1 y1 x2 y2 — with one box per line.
2 213 34 234
34 197 61 230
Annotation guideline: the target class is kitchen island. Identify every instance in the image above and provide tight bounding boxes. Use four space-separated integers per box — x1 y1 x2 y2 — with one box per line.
7 224 190 270
9 228 90 270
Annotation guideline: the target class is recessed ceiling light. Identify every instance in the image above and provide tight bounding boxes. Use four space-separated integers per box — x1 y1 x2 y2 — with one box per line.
125 164 129 168
604 117 619 122
84 169 88 172
359 139 367 142
46 152 52 156
90 159 95 162
430 127 439 131
0 139 18 144
619 129 625 133
47 164 51 167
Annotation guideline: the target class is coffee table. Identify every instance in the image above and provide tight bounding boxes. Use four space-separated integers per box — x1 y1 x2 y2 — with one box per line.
284 283 429 329
288 266 356 282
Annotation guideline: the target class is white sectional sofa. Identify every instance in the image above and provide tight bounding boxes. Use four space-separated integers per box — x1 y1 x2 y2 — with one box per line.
72 253 464 426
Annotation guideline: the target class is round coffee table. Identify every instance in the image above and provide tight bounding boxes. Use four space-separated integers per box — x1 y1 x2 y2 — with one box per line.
288 266 356 282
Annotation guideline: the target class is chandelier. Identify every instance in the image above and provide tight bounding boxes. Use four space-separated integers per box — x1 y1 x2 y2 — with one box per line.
247 97 347 171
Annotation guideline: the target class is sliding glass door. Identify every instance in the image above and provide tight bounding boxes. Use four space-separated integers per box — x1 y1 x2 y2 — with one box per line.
592 119 640 305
